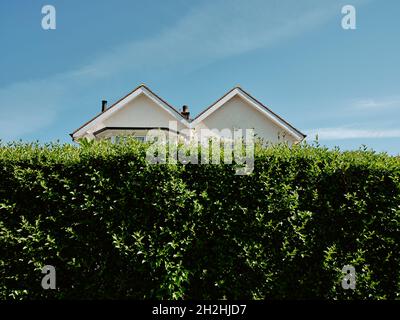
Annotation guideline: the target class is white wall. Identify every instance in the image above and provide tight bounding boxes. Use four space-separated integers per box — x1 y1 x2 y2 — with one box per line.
104 93 186 131
193 95 298 145
75 93 188 141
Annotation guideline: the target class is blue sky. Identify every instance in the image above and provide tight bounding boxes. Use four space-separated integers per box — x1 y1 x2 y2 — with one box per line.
0 0 399 154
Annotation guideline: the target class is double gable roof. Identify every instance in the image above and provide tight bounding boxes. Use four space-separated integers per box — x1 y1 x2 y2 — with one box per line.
71 84 306 141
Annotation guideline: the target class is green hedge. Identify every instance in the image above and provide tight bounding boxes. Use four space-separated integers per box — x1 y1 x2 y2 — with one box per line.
0 140 399 300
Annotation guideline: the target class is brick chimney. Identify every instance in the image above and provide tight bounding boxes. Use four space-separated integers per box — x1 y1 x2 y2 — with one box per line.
181 105 190 119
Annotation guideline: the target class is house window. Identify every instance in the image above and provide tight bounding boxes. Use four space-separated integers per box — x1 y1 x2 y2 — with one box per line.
134 136 146 142
110 136 126 144
109 135 146 143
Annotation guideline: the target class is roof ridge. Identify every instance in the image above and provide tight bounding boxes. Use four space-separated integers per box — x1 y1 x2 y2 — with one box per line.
192 86 239 121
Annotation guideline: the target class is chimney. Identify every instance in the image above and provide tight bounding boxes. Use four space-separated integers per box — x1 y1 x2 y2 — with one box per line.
181 105 190 119
101 100 107 112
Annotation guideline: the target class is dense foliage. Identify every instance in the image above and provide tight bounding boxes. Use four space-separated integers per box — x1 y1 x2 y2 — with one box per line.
0 140 399 300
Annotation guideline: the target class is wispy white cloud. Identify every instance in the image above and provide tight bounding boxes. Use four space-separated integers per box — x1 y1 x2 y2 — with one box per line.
0 0 367 139
351 97 400 110
79 0 342 79
306 127 400 140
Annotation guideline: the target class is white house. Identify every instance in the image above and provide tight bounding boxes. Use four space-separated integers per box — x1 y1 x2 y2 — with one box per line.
70 84 305 145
